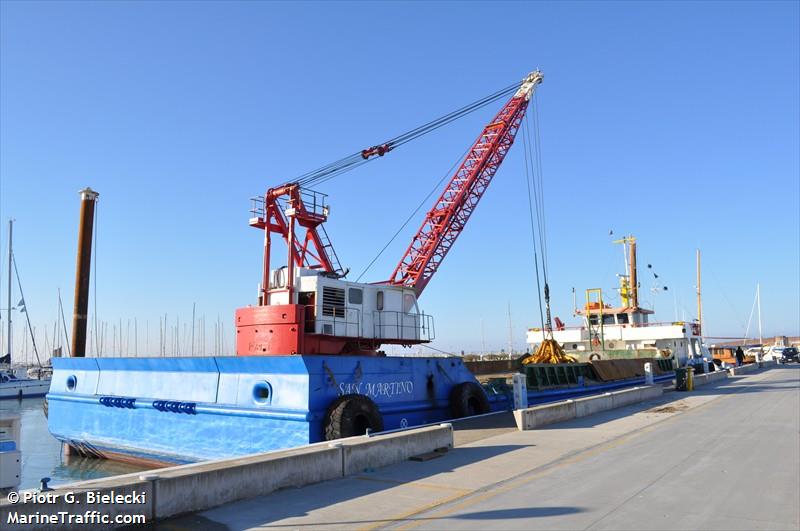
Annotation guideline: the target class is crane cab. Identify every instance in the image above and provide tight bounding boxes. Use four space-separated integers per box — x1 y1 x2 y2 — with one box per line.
236 267 435 356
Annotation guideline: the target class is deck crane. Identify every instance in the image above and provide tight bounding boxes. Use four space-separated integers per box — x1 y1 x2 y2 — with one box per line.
236 71 544 356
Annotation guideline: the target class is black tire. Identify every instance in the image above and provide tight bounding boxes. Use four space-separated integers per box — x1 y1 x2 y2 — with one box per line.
449 382 490 419
589 353 601 361
324 394 383 441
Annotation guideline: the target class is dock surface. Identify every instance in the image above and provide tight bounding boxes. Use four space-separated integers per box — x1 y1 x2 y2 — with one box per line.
164 365 799 530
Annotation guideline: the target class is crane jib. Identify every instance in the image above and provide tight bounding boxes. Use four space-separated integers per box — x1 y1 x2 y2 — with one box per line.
386 77 540 295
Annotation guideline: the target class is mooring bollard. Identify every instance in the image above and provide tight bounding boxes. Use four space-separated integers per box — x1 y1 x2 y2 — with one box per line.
513 373 528 410
644 362 654 385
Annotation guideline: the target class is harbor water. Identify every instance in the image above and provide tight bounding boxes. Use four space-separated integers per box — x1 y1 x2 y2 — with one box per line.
0 397 153 490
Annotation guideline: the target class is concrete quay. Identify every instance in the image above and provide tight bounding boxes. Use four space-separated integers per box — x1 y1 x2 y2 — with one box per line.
2 361 791 530
1 424 453 529
163 363 798 530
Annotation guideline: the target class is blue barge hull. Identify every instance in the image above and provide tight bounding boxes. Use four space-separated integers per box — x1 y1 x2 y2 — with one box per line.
48 355 672 465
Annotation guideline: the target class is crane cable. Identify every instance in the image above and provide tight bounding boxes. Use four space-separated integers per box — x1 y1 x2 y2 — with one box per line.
521 112 545 332
293 80 522 189
522 96 551 330
357 86 549 288
528 94 550 320
355 143 473 282
521 96 573 365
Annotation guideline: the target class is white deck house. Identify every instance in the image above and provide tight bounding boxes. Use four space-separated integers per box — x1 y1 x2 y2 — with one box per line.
266 267 434 342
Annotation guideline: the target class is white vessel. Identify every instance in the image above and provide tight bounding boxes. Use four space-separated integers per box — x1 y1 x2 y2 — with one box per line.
527 236 707 368
0 219 51 400
0 367 50 399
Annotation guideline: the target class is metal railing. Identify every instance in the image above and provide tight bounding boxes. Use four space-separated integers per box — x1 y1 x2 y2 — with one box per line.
373 311 435 342
250 188 330 221
528 321 697 332
305 305 435 342
249 195 266 220
309 305 362 337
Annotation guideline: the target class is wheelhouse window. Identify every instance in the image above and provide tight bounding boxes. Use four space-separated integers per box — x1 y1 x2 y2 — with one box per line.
617 313 629 324
376 291 384 311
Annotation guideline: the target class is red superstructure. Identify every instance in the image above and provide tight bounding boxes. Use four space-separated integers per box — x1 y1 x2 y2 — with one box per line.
236 71 544 356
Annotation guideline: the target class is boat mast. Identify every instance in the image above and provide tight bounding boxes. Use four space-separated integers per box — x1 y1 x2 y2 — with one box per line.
696 249 702 336
613 235 637 309
6 219 12 361
629 238 638 309
757 282 762 344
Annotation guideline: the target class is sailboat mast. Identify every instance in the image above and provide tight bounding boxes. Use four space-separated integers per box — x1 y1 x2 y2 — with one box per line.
7 219 12 360
757 282 762 344
696 249 702 335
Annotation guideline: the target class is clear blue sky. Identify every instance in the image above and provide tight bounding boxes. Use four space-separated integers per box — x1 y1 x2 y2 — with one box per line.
1 1 798 358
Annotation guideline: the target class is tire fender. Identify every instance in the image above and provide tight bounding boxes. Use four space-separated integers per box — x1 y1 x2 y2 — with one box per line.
323 394 384 441
449 381 490 419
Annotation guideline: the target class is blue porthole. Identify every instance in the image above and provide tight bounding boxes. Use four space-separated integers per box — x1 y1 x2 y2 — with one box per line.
252 381 272 404
66 375 77 391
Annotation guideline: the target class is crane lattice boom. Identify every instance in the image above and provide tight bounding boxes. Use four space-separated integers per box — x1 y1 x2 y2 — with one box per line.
387 71 543 294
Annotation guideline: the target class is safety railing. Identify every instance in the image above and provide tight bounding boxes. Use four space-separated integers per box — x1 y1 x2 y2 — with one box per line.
249 195 266 221
528 321 698 332
305 305 435 342
373 311 435 342
250 188 330 220
308 305 362 337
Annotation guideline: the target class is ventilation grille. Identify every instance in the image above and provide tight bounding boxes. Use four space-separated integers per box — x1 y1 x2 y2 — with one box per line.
322 286 345 318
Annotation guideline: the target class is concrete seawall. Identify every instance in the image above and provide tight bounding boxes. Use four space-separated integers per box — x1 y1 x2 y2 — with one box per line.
513 385 663 430
511 363 779 431
1 424 453 529
693 370 728 387
728 360 775 376
340 424 453 476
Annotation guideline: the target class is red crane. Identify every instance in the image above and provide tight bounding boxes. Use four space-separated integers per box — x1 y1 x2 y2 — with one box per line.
237 71 543 356
387 71 543 295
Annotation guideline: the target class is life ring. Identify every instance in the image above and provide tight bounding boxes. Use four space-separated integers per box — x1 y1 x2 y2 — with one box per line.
323 394 384 440
449 382 490 418
589 353 602 361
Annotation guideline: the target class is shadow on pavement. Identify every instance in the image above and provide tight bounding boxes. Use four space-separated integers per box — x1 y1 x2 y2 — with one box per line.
455 506 585 520
156 444 530 530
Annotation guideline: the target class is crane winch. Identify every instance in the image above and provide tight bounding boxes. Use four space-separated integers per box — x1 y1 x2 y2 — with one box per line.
236 71 544 356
